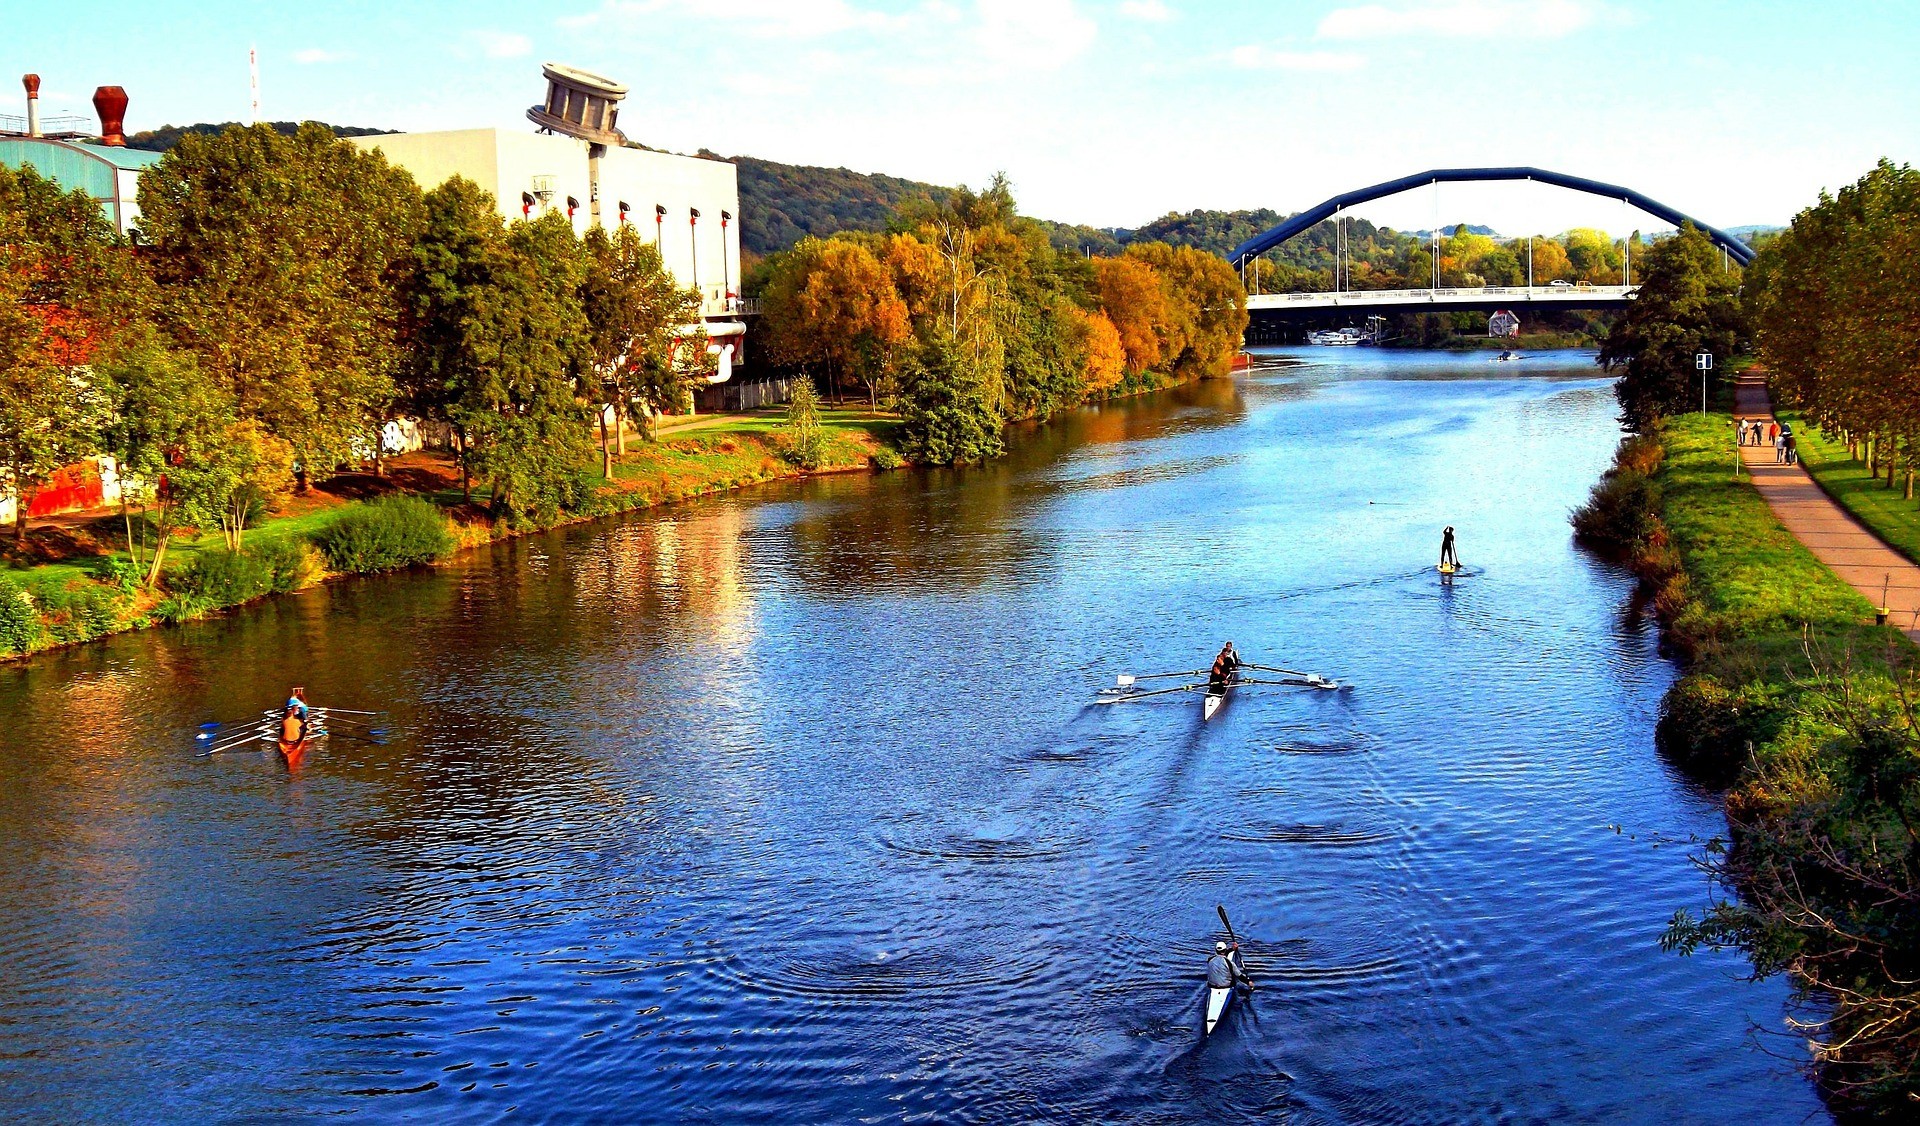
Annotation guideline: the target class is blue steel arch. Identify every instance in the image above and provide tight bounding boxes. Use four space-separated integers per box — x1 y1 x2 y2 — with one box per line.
1228 166 1756 269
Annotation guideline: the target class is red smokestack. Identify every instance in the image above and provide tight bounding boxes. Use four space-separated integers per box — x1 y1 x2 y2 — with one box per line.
92 85 128 147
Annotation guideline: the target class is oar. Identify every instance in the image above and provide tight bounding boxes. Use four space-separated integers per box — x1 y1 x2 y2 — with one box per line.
197 732 270 758
1236 676 1340 690
321 728 387 746
1243 662 1311 677
312 707 384 716
1097 682 1206 703
1217 904 1255 993
1116 669 1206 687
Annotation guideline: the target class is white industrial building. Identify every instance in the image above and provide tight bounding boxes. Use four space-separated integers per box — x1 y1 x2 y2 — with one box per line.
351 64 748 384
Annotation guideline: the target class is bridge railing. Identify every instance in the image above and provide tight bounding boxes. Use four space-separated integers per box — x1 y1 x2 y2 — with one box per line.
1249 284 1636 306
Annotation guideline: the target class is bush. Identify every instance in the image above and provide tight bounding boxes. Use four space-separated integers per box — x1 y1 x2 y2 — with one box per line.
0 576 43 656
29 579 126 644
870 445 904 471
165 538 321 617
312 496 454 573
1571 435 1663 552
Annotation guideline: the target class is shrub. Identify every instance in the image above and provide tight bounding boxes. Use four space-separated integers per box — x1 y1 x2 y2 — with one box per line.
164 538 321 616
0 576 43 656
29 579 126 644
870 445 904 471
312 496 454 573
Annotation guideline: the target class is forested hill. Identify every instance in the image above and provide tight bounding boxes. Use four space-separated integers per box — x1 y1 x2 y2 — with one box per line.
126 121 394 152
726 155 955 256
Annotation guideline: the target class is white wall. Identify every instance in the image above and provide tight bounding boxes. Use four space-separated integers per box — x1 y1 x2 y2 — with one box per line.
353 129 742 317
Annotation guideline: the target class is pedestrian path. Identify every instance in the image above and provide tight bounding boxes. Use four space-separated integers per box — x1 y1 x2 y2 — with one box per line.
1735 371 1920 641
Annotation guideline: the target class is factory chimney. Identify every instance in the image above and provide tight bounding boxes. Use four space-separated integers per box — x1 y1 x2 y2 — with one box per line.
92 86 127 147
22 74 40 137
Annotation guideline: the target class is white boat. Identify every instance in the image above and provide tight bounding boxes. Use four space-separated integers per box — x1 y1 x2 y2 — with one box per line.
1205 984 1233 1034
1307 327 1371 346
1203 672 1236 721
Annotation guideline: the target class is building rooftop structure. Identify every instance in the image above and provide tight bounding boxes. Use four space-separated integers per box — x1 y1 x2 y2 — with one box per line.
1 75 157 233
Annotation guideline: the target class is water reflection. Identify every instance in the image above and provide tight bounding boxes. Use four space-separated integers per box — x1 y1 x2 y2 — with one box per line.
0 350 1826 1122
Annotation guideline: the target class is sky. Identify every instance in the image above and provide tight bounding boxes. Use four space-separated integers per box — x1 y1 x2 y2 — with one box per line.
7 1 1916 237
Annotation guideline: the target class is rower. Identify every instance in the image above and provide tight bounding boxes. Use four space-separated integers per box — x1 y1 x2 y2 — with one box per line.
286 686 309 723
1207 941 1249 992
1439 526 1460 573
1208 642 1240 693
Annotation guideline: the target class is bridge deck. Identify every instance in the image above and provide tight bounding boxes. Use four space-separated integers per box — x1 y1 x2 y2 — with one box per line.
1247 284 1635 311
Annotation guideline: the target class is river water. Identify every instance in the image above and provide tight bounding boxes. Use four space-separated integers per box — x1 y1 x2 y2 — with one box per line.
0 349 1825 1123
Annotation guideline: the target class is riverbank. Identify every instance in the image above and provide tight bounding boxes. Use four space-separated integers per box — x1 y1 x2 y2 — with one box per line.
1575 410 1920 1113
1 410 898 662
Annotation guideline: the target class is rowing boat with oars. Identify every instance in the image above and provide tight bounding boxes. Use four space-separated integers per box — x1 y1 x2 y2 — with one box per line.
1099 658 1341 717
192 705 389 762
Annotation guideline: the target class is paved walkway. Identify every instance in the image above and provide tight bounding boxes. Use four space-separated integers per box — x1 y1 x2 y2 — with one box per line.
1735 371 1920 640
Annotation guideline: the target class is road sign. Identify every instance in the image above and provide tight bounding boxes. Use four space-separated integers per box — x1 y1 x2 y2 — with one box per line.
1696 352 1714 371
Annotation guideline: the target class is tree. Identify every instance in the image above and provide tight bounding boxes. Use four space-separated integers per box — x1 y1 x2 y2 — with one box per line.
1075 308 1126 396
0 164 123 540
1093 255 1168 374
1601 224 1746 430
1123 242 1249 380
781 374 825 469
96 332 233 584
580 224 702 472
899 332 1004 464
138 123 424 475
760 237 911 404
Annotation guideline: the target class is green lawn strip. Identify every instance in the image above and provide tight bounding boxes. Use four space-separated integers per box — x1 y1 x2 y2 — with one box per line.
1779 411 1920 567
1660 412 1893 672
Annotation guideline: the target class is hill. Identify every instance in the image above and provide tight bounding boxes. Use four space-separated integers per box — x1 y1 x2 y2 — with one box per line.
125 121 395 152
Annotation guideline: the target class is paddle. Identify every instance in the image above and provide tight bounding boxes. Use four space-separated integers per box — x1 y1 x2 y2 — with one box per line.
312 707 384 717
1217 904 1255 993
1242 662 1311 677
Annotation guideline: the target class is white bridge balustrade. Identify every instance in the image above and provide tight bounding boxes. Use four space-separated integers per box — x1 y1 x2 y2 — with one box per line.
1247 284 1637 312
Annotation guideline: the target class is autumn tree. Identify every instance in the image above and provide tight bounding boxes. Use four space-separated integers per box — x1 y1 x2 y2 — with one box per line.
0 164 123 539
1093 255 1168 374
760 237 910 405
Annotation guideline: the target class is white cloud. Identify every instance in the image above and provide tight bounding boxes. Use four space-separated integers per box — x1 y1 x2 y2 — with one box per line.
1318 0 1597 40
1229 45 1366 72
975 0 1097 66
1118 0 1173 20
471 30 534 58
293 48 346 65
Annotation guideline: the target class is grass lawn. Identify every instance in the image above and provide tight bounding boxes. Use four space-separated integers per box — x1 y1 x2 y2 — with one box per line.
1780 412 1920 567
1660 412 1887 670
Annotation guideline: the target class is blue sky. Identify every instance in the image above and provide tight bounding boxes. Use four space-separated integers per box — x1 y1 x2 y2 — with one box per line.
8 1 1915 235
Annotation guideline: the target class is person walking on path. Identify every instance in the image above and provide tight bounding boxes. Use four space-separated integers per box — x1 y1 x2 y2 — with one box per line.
1775 430 1787 463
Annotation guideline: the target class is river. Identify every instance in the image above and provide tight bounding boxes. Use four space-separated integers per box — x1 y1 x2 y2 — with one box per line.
0 348 1826 1123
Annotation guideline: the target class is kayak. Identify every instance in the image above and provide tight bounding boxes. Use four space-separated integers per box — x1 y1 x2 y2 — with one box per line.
1204 983 1233 1034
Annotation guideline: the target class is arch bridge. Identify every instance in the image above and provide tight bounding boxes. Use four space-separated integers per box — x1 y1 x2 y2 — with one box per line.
1230 166 1752 321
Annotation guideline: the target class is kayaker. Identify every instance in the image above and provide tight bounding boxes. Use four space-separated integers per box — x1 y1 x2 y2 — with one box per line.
1208 643 1240 693
1207 941 1250 992
1440 526 1459 570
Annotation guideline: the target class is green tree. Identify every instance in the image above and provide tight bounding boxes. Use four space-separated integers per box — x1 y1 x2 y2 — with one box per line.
96 332 233 584
581 223 704 466
1600 224 1746 430
781 374 825 469
138 123 425 475
899 331 1003 465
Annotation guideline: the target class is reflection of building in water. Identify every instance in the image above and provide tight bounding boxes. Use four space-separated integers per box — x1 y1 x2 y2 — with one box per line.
582 506 756 644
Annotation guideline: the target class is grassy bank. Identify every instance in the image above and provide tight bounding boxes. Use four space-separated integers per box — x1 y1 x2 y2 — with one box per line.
1575 411 1920 1114
1781 412 1920 568
1 410 897 662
